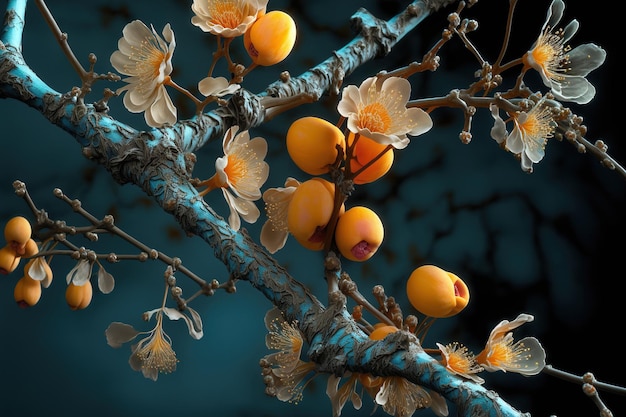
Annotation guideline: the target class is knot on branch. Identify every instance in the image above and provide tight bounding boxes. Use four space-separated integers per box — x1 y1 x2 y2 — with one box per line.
225 88 264 131
423 0 459 12
351 9 397 57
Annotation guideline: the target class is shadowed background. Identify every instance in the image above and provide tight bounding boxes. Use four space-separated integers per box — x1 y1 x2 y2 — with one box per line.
0 1 623 416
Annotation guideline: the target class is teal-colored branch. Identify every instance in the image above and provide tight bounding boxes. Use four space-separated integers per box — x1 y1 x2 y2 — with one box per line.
0 0 527 415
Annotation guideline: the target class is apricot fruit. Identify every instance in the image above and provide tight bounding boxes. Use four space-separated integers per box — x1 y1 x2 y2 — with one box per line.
66 281 93 310
369 324 399 340
286 116 345 175
287 178 343 251
334 206 384 261
14 275 42 308
406 264 470 318
347 132 394 184
0 245 20 274
244 10 296 66
4 216 32 255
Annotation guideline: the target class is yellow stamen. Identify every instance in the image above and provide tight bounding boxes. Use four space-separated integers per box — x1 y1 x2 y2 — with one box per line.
358 102 392 133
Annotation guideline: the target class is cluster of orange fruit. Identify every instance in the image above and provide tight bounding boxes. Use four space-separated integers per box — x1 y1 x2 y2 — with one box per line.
1 216 92 310
285 116 392 261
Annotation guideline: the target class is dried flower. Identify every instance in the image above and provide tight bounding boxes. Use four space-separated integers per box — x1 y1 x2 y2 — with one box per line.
260 177 300 254
105 306 203 381
523 0 606 104
476 313 546 376
110 20 177 127
337 76 433 149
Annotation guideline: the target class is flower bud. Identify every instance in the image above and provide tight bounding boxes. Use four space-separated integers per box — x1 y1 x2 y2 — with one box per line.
244 10 296 66
406 264 470 318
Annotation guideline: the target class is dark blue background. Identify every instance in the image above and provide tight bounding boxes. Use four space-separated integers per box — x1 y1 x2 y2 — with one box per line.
1 1 623 416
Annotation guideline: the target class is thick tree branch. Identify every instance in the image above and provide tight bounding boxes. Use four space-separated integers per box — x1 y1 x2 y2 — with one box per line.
0 1 530 415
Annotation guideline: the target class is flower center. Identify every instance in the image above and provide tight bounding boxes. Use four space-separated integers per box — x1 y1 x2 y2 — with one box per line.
530 28 568 81
128 37 167 92
516 104 554 152
358 102 392 133
208 0 246 28
224 153 248 188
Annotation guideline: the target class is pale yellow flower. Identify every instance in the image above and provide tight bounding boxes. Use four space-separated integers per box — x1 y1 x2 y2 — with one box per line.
476 313 546 376
197 126 269 231
436 342 484 384
523 0 606 104
490 97 555 172
337 76 433 149
110 20 177 127
191 0 268 38
260 177 300 254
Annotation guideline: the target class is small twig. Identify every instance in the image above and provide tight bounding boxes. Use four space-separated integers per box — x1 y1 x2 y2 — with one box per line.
34 0 86 79
543 365 626 396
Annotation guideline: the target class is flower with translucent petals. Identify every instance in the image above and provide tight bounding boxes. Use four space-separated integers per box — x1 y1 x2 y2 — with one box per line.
198 76 240 98
263 307 304 375
337 76 433 150
197 126 269 231
490 97 555 172
476 313 546 376
522 0 606 104
326 373 363 417
105 306 203 381
375 376 435 417
260 177 300 254
436 342 484 384
110 20 177 127
191 0 268 38
261 307 316 404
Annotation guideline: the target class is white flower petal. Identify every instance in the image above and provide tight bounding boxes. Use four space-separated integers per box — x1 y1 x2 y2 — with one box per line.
97 266 115 294
105 322 140 348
